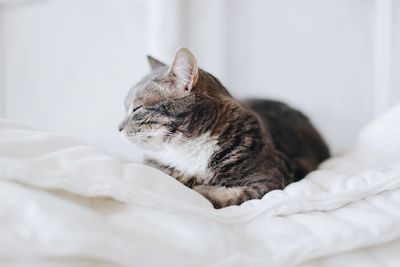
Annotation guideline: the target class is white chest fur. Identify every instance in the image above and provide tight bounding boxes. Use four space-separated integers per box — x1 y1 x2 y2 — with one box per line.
145 132 218 182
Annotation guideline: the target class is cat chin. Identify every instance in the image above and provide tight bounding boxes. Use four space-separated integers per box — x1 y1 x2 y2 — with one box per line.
126 136 164 151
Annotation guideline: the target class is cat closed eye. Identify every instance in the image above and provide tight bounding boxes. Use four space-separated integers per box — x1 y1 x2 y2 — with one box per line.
131 105 143 114
145 105 171 117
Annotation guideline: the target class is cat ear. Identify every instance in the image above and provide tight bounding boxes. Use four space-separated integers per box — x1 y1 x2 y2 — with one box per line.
169 47 199 91
147 55 166 70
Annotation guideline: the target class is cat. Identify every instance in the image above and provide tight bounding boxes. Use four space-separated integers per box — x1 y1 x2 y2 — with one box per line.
119 48 330 209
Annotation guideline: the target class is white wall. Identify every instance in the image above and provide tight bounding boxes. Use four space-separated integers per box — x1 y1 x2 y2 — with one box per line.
0 5 4 117
392 0 400 106
1 0 399 161
3 0 148 161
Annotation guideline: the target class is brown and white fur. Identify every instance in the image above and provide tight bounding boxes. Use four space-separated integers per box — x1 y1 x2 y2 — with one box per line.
119 48 330 208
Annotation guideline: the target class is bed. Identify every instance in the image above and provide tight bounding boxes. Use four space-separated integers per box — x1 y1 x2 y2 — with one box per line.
1 104 400 267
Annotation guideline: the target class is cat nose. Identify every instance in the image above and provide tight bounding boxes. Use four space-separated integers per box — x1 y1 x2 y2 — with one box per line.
118 120 128 132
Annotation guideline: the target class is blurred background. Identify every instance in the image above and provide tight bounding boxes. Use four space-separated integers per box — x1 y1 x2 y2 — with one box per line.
0 0 399 161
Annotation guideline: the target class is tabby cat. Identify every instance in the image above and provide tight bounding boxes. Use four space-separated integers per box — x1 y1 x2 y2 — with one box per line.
119 48 330 208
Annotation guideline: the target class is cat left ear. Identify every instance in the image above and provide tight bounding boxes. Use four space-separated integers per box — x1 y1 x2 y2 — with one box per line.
147 55 166 70
169 47 199 91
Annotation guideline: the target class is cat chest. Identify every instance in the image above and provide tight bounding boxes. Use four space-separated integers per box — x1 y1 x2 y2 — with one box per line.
146 134 218 182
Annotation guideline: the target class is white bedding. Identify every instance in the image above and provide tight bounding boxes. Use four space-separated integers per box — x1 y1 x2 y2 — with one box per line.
0 104 400 267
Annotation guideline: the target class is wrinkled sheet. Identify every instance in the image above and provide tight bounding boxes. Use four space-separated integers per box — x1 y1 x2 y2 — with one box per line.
0 104 400 267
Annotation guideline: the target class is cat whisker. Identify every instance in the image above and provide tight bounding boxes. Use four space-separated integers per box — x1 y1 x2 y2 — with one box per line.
162 131 191 143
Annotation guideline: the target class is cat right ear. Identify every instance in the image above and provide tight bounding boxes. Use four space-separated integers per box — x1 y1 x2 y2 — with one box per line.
147 55 166 70
169 47 199 91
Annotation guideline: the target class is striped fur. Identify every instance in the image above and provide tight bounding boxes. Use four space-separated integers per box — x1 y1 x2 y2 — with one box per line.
119 48 330 208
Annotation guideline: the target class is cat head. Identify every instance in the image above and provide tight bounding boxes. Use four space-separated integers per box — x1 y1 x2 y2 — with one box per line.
119 47 230 149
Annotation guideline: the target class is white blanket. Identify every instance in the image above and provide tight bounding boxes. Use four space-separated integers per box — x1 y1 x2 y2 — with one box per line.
1 104 400 267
